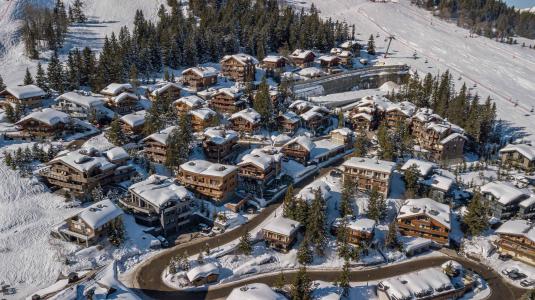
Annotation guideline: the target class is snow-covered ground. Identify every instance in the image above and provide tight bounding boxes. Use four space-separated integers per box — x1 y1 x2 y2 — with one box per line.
0 0 168 86
300 0 535 143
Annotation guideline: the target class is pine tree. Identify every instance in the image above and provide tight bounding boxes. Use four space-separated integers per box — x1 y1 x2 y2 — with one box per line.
463 191 489 236
238 230 252 255
47 52 64 93
404 164 420 198
71 0 86 23
367 188 386 222
90 184 105 202
108 218 125 246
339 176 355 217
353 130 369 157
297 238 313 265
283 185 297 219
377 123 394 160
337 111 344 128
336 218 351 260
385 220 400 249
4 104 15 123
3 152 13 168
35 62 48 92
253 77 273 128
0 73 5 90
290 266 312 300
367 34 375 55
337 259 351 297
307 188 327 256
106 118 126 146
23 68 34 85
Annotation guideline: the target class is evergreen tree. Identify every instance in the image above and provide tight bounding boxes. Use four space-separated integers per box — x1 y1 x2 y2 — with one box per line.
290 266 312 300
385 220 400 249
4 104 16 123
107 218 125 246
106 118 126 146
24 68 34 85
336 218 351 260
339 176 355 217
253 77 273 128
3 152 13 168
47 52 64 92
377 123 394 161
337 111 344 128
367 34 375 55
143 102 164 135
0 73 5 90
283 185 297 219
353 130 370 157
238 230 252 255
35 62 48 92
90 184 105 202
403 164 420 198
337 259 351 297
463 191 489 236
307 188 327 256
367 188 386 222
297 238 313 265
71 0 86 23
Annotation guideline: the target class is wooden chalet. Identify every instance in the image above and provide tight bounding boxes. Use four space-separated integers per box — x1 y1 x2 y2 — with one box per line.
202 128 239 161
142 126 175 164
174 95 206 113
189 108 217 132
119 110 146 136
262 217 300 252
229 108 261 134
262 55 287 77
182 66 218 91
319 55 341 71
397 198 451 245
495 220 535 266
281 136 314 164
277 111 301 135
289 49 316 68
100 83 135 97
0 85 46 109
210 88 245 113
300 106 331 133
178 160 238 202
220 54 258 82
347 218 376 245
237 149 281 195
499 144 535 171
106 92 139 114
14 108 72 140
148 82 181 101
342 157 396 198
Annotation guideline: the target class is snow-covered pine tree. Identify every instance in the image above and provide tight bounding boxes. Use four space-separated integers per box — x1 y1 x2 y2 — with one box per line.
24 68 34 85
35 62 48 92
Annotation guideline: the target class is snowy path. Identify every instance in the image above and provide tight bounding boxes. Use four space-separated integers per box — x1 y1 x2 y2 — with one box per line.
303 0 535 142
0 160 78 299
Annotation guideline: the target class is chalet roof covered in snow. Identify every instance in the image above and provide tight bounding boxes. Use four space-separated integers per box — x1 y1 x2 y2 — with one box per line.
1 84 46 99
496 219 535 242
204 127 238 145
120 110 146 127
290 49 315 59
150 82 181 97
190 108 216 120
186 263 219 282
227 283 285 300
180 160 237 177
104 147 130 162
101 83 133 96
182 66 218 78
348 218 376 233
300 106 330 121
297 180 332 203
398 198 451 229
310 139 344 160
142 126 176 145
16 108 70 126
401 159 436 177
129 175 192 208
343 157 396 174
174 95 205 108
421 174 454 192
378 267 453 300
50 150 116 174
278 111 301 123
298 67 324 78
229 108 261 124
221 53 259 65
214 87 242 98
413 107 443 123
56 92 105 109
319 55 339 62
262 55 286 63
351 112 373 121
480 181 529 205
386 101 416 117
340 40 359 48
77 199 123 230
499 143 535 160
110 92 138 104
331 128 353 137
289 99 313 111
440 132 466 144
520 195 535 209
238 151 275 170
283 135 315 152
263 216 300 236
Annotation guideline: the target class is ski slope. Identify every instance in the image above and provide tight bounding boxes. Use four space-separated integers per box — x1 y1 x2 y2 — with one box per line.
0 0 168 86
302 0 535 142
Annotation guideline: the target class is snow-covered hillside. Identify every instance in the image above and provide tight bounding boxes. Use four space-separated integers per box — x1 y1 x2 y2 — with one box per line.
302 0 535 142
0 0 168 86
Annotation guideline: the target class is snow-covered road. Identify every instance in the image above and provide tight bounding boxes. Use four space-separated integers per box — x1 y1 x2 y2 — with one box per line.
303 0 535 142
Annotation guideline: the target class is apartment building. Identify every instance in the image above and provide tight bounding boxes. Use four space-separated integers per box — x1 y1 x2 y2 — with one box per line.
54 92 109 120
341 157 396 198
220 53 257 82
148 82 181 101
481 181 530 220
14 108 73 139
237 149 281 196
396 198 451 245
121 175 193 236
177 160 238 202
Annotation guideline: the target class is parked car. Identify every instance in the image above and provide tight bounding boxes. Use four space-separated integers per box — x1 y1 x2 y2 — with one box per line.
509 272 527 281
212 226 225 235
502 267 518 275
498 253 512 261
156 236 169 248
521 279 535 287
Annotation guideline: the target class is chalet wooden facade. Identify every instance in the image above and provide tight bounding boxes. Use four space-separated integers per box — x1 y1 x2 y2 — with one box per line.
289 49 316 68
210 88 245 113
0 85 46 109
496 220 535 266
174 95 205 113
142 127 174 164
202 128 239 161
119 110 146 136
14 108 73 140
262 55 287 77
237 150 280 195
229 108 261 134
39 149 133 198
182 67 218 91
262 217 300 252
148 83 181 101
281 136 314 164
220 54 257 82
397 198 451 245
319 55 341 72
499 144 535 171
177 160 238 202
347 218 376 246
277 111 301 135
341 157 396 198
106 92 139 114
189 108 217 132
120 175 193 236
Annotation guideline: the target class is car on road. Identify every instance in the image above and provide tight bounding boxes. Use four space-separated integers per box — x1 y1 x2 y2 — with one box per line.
156 236 170 248
509 272 527 281
498 253 512 261
502 267 519 276
211 226 225 235
521 279 535 287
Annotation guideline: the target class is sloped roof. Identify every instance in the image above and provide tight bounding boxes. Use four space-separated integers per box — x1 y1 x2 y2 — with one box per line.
120 110 146 127
101 83 133 96
398 198 451 229
56 92 105 109
180 160 237 177
78 199 123 229
263 217 300 236
16 108 69 126
343 157 396 174
481 181 529 205
499 143 535 160
182 66 218 78
2 84 46 99
129 175 192 208
230 108 261 124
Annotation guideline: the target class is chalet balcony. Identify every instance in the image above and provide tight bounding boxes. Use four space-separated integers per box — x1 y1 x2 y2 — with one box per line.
398 222 449 237
497 239 535 258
